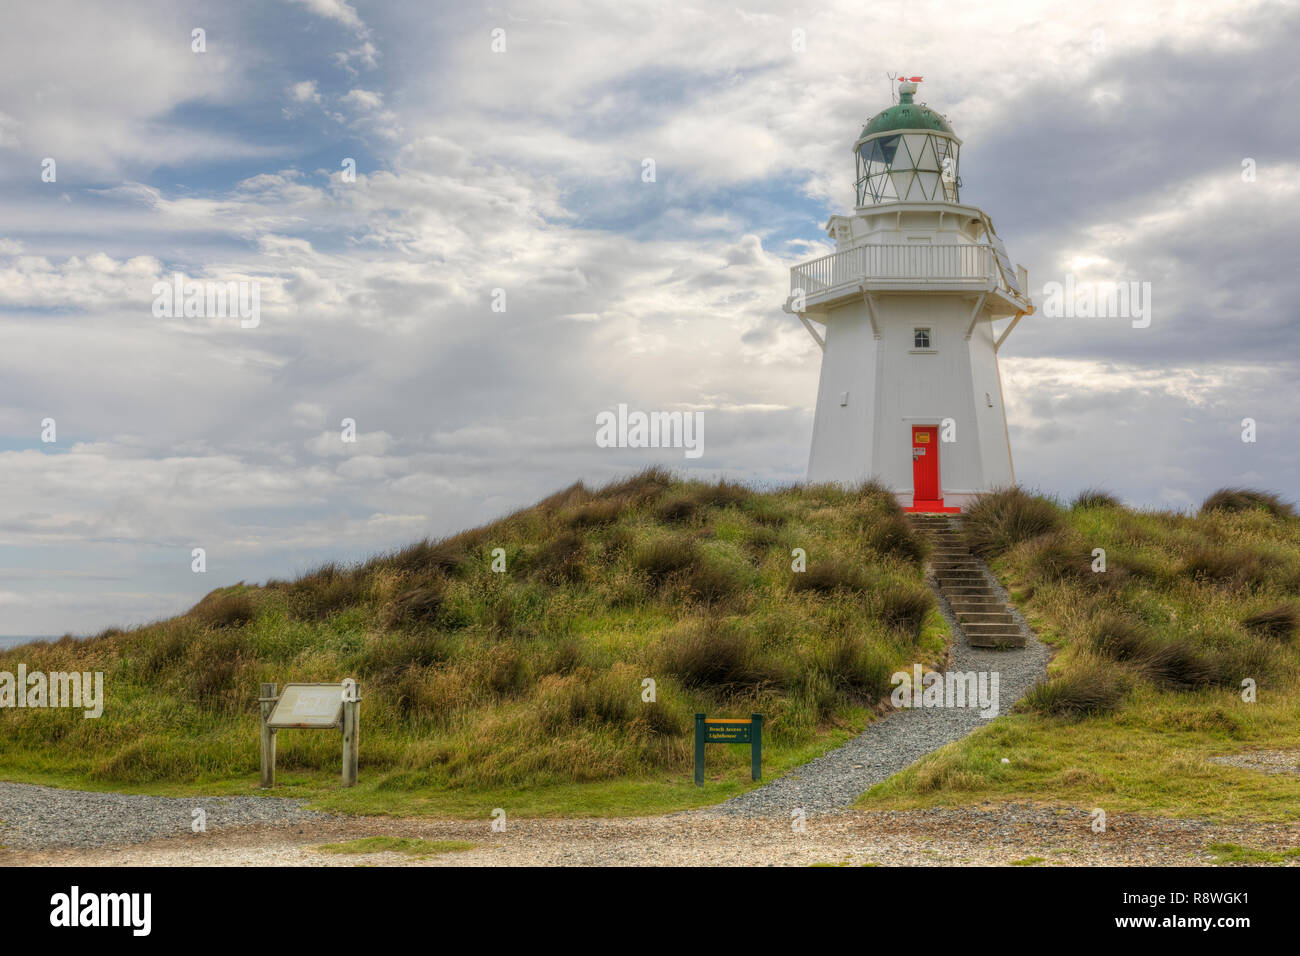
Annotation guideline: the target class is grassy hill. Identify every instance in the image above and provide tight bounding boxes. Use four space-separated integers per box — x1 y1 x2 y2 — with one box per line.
863 487 1300 821
0 469 947 816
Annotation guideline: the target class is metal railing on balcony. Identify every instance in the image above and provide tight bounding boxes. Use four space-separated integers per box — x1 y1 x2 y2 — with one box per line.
790 243 997 297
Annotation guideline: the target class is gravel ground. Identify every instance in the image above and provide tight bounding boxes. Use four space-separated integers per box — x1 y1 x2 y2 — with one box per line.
0 781 327 850
6 803 1297 867
1209 750 1300 776
706 531 1051 817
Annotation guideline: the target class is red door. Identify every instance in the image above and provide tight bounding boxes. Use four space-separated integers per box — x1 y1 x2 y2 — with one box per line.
911 426 939 502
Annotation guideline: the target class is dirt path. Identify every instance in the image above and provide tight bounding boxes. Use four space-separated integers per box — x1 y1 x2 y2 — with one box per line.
5 804 1297 867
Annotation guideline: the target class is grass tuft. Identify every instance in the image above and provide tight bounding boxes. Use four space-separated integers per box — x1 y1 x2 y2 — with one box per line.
1200 488 1294 519
316 836 475 857
964 488 1061 558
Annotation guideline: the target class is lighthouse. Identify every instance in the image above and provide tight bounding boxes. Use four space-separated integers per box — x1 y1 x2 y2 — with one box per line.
786 80 1033 512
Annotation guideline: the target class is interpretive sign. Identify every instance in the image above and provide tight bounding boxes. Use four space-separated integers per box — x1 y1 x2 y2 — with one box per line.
694 713 762 786
267 683 344 729
259 680 361 788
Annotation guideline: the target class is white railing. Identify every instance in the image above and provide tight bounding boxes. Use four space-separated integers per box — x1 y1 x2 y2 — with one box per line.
790 243 996 296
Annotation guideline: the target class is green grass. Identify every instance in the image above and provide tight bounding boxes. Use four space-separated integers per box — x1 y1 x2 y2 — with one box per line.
316 836 475 857
1203 842 1300 865
1009 856 1046 866
0 470 946 818
861 487 1300 822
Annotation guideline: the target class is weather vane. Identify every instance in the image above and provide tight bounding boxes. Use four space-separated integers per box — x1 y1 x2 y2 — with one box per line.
887 73 924 103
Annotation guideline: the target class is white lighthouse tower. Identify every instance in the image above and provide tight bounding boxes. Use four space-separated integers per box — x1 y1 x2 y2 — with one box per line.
786 80 1033 512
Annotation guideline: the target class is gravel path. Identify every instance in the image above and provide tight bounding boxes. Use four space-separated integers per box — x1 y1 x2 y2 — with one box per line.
706 535 1051 817
0 782 327 850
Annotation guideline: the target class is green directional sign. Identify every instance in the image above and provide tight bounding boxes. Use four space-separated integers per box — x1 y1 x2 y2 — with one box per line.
694 713 762 786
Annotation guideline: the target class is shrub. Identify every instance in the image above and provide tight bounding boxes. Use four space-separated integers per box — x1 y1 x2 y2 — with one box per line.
537 666 638 733
863 512 926 564
657 621 782 692
741 496 788 526
1072 488 1122 510
189 589 256 629
964 488 1061 558
288 563 366 619
854 479 900 507
184 630 249 710
1200 488 1294 519
1181 544 1270 589
141 623 192 676
383 536 476 576
791 559 865 594
564 497 625 528
816 632 894 701
364 630 450 685
654 481 751 523
1242 603 1299 642
1018 660 1129 717
684 553 750 605
537 481 590 513
1085 613 1152 662
1025 531 1094 584
534 531 586 584
654 491 701 523
632 534 697 581
878 585 933 639
696 481 752 509
596 467 673 505
1086 614 1231 688
382 579 448 629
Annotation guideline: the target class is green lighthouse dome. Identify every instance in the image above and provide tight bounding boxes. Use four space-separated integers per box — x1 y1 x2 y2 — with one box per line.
857 86 954 138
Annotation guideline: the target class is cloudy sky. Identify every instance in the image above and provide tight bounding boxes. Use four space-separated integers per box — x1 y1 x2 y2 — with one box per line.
1 0 1297 636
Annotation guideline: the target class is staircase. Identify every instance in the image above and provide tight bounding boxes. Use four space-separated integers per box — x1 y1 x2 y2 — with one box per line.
907 514 1026 649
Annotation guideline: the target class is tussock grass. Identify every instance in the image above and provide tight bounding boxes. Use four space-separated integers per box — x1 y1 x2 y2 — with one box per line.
1019 657 1130 717
1242 604 1299 642
1201 488 1295 519
963 487 1062 558
1072 488 1122 511
0 471 945 811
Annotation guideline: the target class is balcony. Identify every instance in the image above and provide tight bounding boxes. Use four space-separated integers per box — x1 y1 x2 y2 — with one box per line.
788 242 1008 310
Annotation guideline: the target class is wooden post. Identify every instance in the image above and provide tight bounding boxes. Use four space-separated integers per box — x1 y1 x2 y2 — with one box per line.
751 712 762 781
259 682 277 788
341 680 360 787
693 713 705 787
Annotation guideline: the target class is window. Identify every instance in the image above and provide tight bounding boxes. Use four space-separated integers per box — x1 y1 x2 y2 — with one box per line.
914 328 932 349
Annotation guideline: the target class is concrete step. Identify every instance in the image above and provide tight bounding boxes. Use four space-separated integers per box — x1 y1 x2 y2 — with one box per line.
964 622 1024 636
958 611 1015 624
948 598 1005 609
966 631 1027 649
942 585 997 596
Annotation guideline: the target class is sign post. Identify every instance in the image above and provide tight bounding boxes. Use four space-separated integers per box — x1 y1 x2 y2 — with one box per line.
693 713 762 786
260 680 361 788
259 682 278 788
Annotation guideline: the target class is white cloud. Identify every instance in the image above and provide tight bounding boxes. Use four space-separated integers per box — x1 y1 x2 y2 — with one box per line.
286 0 366 33
340 88 383 111
0 0 1296 635
289 80 322 103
